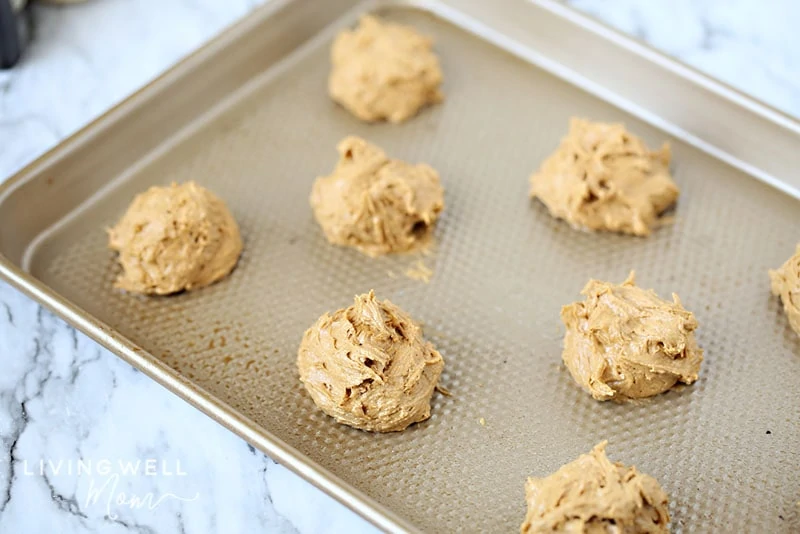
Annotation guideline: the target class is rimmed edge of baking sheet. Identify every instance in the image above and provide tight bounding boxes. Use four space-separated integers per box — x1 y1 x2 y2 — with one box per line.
0 0 798 532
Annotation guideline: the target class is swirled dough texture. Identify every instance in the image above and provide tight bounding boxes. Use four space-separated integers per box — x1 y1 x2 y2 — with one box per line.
328 15 443 123
108 182 242 295
561 272 703 401
297 291 444 432
530 118 679 236
770 244 800 336
521 441 670 534
310 136 444 256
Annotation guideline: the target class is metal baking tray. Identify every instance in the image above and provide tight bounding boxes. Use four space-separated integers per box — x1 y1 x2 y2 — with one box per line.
1 0 798 531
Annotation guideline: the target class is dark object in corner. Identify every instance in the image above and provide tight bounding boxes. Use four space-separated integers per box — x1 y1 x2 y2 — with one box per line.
0 0 29 69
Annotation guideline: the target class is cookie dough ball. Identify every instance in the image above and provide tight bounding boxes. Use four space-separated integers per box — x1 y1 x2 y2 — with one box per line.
521 441 670 534
328 15 443 123
108 182 242 295
770 244 800 336
310 136 444 256
560 271 703 401
297 290 444 432
530 118 679 236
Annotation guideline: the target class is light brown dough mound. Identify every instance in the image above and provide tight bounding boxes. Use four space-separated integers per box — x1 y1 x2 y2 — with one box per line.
521 441 670 534
297 290 444 432
560 272 703 401
328 15 443 123
770 244 800 337
530 118 679 236
310 136 444 256
108 182 242 295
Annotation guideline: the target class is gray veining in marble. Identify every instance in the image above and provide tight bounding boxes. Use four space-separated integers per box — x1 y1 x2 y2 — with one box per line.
0 1 797 532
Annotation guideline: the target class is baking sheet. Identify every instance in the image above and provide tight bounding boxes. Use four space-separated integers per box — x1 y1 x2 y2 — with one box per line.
1 0 799 532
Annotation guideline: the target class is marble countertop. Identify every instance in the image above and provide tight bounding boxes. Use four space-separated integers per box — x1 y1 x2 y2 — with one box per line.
0 1 797 532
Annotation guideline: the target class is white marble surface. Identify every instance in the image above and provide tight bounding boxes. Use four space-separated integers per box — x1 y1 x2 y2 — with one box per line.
0 1 797 532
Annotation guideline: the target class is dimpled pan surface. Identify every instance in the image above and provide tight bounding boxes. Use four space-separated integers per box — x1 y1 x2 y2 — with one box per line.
0 0 798 532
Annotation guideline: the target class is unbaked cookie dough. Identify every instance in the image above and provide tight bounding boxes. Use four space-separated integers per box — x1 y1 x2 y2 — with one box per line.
560 272 703 401
521 441 670 534
310 136 444 256
108 181 242 295
770 244 800 337
328 15 444 123
297 290 444 432
530 118 679 236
